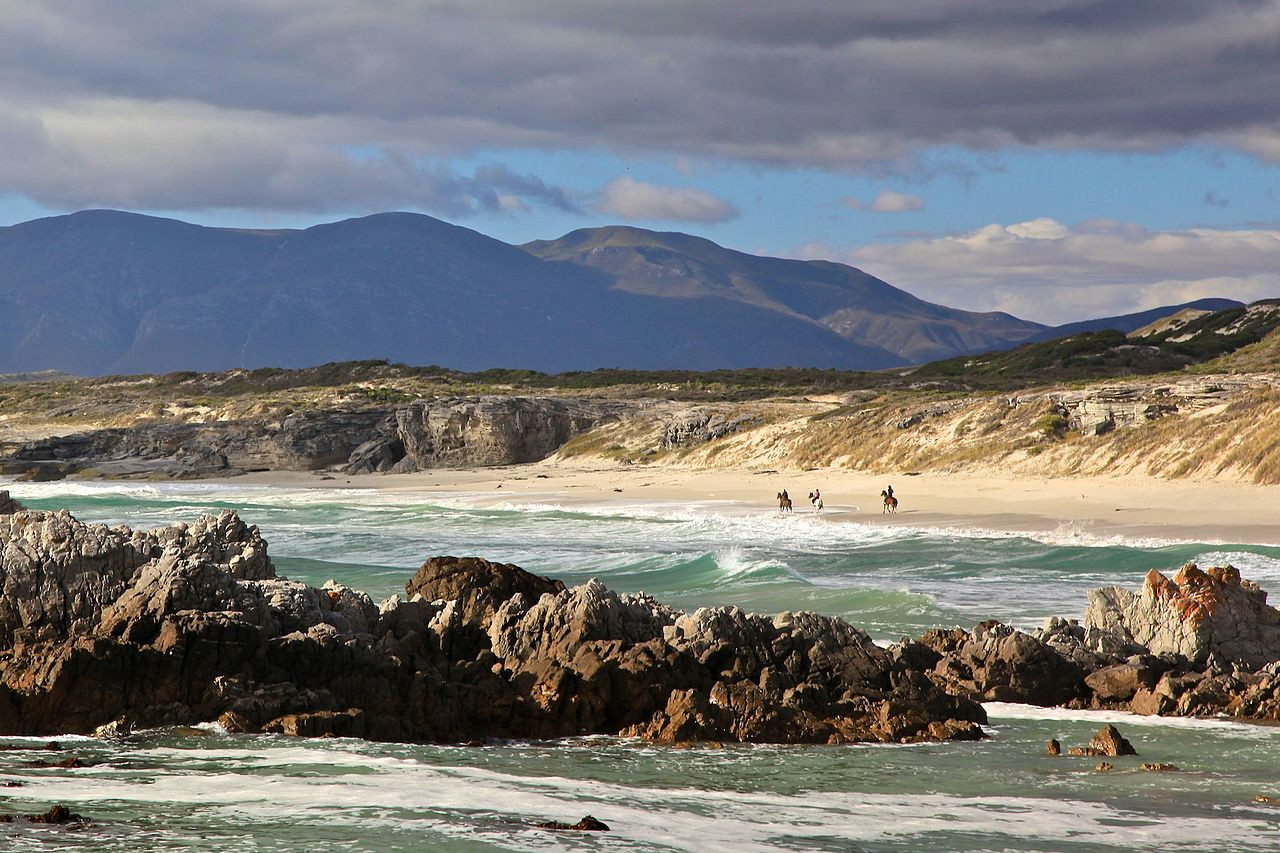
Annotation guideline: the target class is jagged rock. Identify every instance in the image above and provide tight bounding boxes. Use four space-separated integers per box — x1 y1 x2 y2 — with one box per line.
1086 564 1280 668
405 556 565 625
1084 661 1161 702
921 620 1087 705
0 491 23 515
1142 762 1179 771
1085 724 1136 756
22 805 86 824
1095 761 1114 772
1046 738 1061 756
0 505 986 746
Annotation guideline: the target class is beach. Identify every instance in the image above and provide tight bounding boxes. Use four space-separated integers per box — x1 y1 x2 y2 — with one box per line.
229 461 1280 547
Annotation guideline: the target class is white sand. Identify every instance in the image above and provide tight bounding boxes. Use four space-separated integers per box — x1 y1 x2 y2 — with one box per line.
232 459 1280 546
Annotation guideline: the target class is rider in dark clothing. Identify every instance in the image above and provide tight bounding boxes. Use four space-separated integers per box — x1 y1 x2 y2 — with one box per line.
885 484 894 499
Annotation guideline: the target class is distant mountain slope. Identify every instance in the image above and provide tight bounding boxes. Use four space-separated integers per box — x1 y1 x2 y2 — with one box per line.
910 299 1280 388
523 226 1045 363
1021 298 1243 343
0 210 901 375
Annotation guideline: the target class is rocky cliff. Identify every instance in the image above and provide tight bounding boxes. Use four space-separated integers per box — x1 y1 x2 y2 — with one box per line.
345 396 624 473
0 505 985 744
0 397 623 480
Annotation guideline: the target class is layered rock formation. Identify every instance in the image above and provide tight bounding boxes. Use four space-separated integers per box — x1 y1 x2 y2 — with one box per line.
345 397 622 474
1044 376 1274 436
1 396 623 480
0 506 984 744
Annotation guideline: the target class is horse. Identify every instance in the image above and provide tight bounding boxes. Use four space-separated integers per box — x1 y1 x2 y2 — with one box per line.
776 492 793 513
808 491 824 513
881 490 898 513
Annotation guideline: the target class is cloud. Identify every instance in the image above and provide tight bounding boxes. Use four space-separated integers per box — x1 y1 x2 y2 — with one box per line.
0 95 580 217
594 176 738 223
796 217 1280 323
0 1 1277 216
1204 190 1230 208
844 190 924 212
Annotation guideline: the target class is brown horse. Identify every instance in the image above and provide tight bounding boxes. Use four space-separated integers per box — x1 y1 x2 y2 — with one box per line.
881 490 898 513
776 492 793 513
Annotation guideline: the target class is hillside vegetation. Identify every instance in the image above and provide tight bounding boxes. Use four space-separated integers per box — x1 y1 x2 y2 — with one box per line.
3 300 1280 483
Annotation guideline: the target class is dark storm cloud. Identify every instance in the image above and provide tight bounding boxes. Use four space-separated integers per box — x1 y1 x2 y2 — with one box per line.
2 0 1278 212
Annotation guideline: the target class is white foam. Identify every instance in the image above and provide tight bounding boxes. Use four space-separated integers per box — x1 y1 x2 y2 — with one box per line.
984 702 1279 736
8 749 1274 851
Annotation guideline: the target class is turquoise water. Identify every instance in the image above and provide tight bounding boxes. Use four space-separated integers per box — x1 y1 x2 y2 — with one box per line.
5 481 1280 851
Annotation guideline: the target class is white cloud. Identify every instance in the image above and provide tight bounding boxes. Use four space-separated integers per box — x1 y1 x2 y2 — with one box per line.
844 190 924 213
796 218 1280 323
594 176 738 223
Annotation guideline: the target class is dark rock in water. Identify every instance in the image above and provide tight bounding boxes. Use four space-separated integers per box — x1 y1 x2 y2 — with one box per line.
1086 724 1137 757
262 709 366 739
1255 794 1280 805
1142 762 1179 771
0 505 986 746
1094 761 1114 772
27 756 90 769
537 815 610 832
1046 738 1061 756
26 804 85 824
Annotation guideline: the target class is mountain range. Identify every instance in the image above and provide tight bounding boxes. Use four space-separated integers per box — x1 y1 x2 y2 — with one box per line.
0 209 1239 376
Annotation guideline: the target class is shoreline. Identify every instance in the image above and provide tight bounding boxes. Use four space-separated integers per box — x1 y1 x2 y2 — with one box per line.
16 460 1278 548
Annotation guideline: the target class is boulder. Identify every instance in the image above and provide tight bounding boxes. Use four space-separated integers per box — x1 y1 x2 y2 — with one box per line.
0 491 23 515
1085 564 1280 668
1087 724 1137 756
405 556 565 625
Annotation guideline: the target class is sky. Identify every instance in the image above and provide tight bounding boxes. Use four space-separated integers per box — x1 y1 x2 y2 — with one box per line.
2 1 1279 323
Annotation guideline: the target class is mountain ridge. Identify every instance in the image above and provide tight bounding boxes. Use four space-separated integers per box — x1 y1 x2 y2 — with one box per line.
0 209 1245 377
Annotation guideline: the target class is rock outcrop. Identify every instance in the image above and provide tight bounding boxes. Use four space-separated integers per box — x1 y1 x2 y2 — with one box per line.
0 505 985 745
912 621 1089 706
1046 376 1273 436
661 409 756 449
0 491 23 515
344 396 622 473
0 397 625 480
1086 564 1280 668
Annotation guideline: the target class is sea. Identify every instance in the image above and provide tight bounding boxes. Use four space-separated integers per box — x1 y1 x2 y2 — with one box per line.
3 480 1280 852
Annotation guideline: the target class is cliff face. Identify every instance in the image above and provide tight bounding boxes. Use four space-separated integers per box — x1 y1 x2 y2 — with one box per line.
0 506 986 744
345 397 623 473
0 397 624 480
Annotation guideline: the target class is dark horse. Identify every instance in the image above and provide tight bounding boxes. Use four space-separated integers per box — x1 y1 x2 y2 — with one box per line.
776 492 793 513
881 490 898 513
